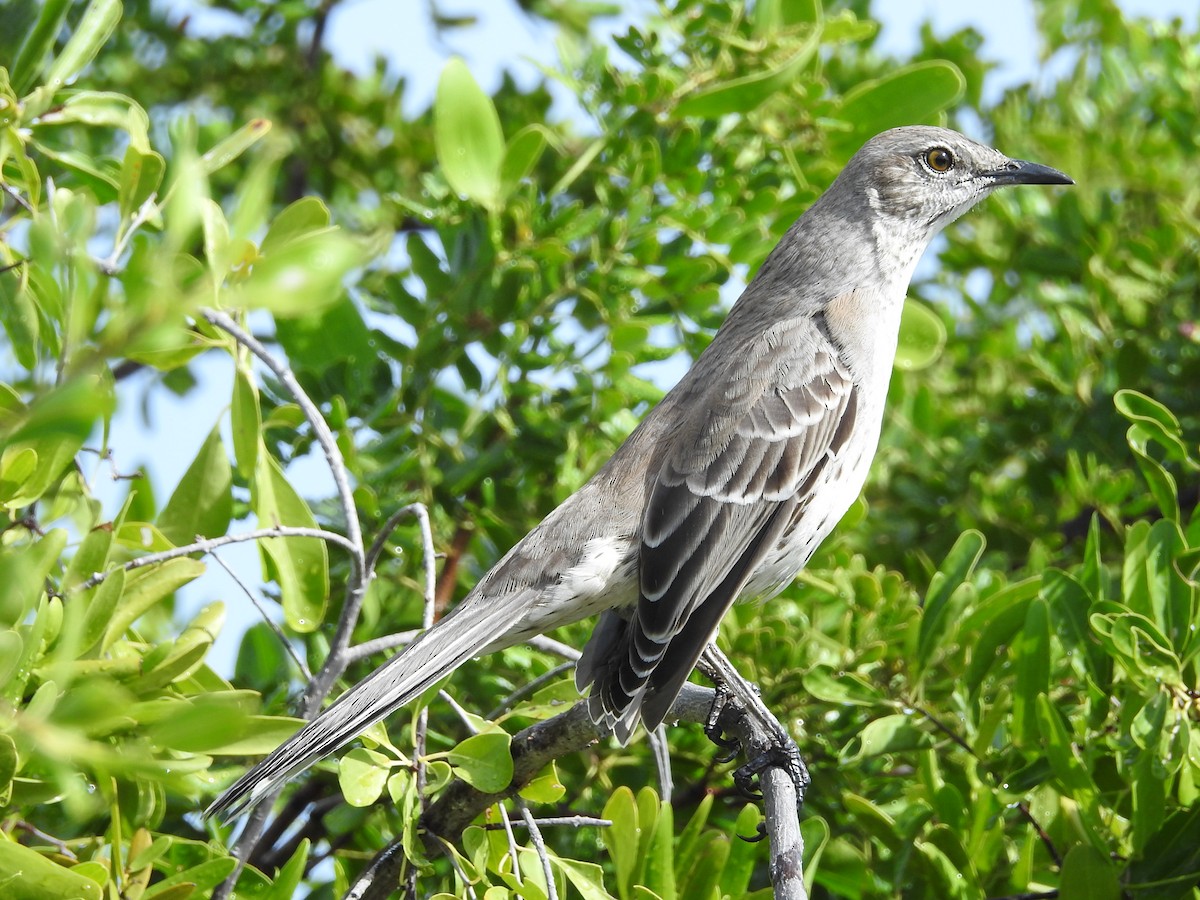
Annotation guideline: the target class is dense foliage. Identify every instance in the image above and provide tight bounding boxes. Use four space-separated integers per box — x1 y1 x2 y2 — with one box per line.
1 0 1198 897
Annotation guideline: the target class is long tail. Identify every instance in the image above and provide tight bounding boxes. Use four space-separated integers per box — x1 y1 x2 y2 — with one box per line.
205 600 513 821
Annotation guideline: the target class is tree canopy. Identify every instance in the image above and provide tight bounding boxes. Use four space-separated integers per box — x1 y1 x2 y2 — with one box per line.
1 0 1198 897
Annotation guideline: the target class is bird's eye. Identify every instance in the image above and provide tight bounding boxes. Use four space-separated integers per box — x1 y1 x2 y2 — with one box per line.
924 147 955 173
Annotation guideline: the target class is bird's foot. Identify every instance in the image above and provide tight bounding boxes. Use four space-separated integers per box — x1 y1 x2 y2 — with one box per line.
704 681 741 763
733 737 810 812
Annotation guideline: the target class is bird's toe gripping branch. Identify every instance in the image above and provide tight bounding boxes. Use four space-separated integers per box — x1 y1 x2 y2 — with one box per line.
702 673 811 815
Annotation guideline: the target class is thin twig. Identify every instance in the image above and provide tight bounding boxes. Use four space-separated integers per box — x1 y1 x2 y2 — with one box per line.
212 552 311 680
364 502 434 584
1 181 34 213
74 525 358 592
343 630 422 663
518 800 557 900
482 816 611 830
526 635 581 661
497 803 524 887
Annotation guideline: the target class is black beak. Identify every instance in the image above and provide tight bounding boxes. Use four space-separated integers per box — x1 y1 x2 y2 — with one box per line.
988 158 1074 186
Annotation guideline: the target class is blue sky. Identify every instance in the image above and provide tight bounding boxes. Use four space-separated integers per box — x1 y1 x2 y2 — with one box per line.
120 0 1195 672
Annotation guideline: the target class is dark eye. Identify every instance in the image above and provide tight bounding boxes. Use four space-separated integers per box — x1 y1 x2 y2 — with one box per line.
924 147 955 173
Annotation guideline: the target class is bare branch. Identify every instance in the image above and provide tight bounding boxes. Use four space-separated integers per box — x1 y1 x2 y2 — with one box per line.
74 525 358 592
518 800 557 900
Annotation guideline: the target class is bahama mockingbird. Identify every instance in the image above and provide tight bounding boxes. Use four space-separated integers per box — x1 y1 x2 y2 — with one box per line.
208 125 1072 820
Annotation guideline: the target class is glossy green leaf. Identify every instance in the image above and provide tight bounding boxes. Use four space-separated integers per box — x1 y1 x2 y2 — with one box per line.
48 91 150 152
518 762 565 804
1012 597 1050 742
260 196 331 255
118 145 165 222
102 557 206 650
435 58 504 208
252 450 329 632
0 261 39 369
839 61 965 139
11 0 71 94
199 118 272 175
41 0 121 93
234 229 363 316
0 838 102 900
499 124 550 201
156 426 233 547
842 714 932 762
602 786 638 898
445 731 513 792
339 748 392 807
917 529 985 669
0 733 16 805
230 366 261 480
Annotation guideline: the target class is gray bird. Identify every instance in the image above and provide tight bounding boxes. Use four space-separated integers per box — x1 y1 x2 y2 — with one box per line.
208 125 1072 820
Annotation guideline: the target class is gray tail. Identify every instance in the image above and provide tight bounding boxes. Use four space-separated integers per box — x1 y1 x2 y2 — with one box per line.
205 602 509 821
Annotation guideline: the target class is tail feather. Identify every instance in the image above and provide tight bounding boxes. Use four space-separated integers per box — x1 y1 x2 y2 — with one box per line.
205 601 511 821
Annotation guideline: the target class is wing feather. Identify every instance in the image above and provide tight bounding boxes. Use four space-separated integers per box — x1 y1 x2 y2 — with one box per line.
582 317 861 734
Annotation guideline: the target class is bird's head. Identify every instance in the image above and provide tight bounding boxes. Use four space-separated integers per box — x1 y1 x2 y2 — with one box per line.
835 125 1073 235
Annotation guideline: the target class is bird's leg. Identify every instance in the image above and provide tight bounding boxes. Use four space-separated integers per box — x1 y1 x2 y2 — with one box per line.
703 678 741 763
697 645 809 810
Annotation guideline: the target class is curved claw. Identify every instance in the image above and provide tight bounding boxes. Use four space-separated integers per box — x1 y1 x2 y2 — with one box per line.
734 743 811 811
737 821 768 843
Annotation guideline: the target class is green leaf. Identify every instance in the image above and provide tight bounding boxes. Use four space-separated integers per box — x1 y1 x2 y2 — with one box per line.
642 792 675 900
1042 568 1109 684
675 27 819 118
0 838 103 900
445 731 513 793
199 118 272 175
339 748 392 807
1115 389 1192 465
0 733 16 805
251 450 329 632
260 196 331 255
1034 694 1097 798
156 426 233 547
11 0 71 94
47 91 150 152
721 805 763 897
118 146 165 222
261 839 310 900
102 557 206 650
895 298 947 371
0 259 39 369
1012 597 1050 742
917 529 985 670
602 786 638 899
1128 806 1200 899
42 0 121 93
435 58 505 209
2 375 112 508
499 124 550 201
234 229 363 316
838 61 966 141
518 762 565 804
1122 519 1194 654
231 366 261 480
841 714 932 762
141 858 237 898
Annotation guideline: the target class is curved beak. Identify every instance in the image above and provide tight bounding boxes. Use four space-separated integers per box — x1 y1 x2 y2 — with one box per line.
988 158 1074 186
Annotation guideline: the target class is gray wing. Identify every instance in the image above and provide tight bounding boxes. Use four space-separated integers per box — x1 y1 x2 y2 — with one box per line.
583 318 859 738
